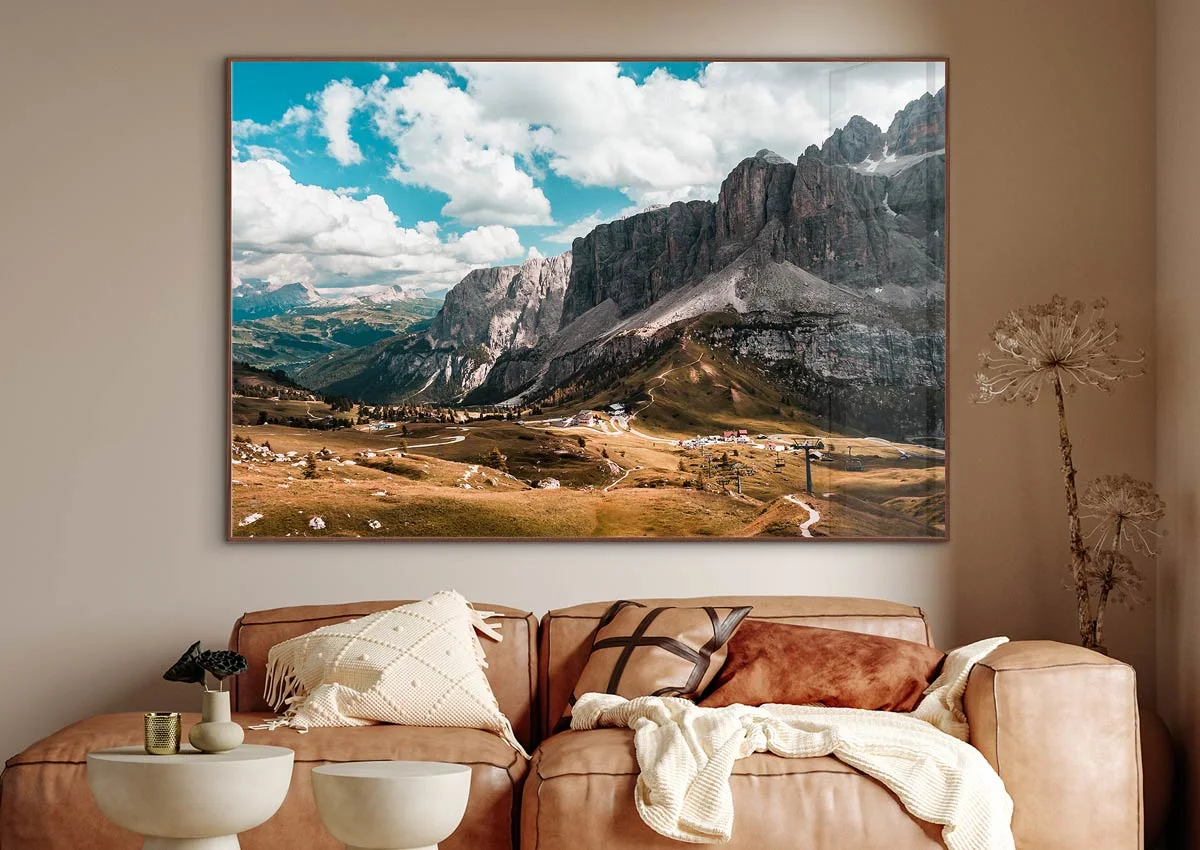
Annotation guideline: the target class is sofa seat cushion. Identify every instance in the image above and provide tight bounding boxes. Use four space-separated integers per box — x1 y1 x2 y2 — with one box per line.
523 729 946 850
3 712 525 850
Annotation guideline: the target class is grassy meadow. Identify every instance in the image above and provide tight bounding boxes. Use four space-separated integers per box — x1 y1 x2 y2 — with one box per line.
230 399 943 540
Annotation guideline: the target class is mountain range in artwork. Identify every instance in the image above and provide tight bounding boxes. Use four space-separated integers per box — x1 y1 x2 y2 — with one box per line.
230 61 947 539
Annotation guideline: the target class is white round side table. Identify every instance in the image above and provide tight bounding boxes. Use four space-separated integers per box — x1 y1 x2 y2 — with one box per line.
311 761 471 850
87 744 294 849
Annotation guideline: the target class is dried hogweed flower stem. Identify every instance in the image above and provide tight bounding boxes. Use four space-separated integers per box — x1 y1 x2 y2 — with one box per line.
1092 515 1123 650
1052 374 1095 648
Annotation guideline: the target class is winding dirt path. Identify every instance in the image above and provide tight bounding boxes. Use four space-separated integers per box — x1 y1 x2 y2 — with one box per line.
608 346 706 444
604 465 641 492
382 434 467 450
637 348 704 416
783 494 821 538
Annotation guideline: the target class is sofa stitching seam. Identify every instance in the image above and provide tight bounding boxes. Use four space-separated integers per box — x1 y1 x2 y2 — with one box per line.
543 613 923 621
241 612 528 627
985 660 1132 673
526 613 538 747
5 758 513 769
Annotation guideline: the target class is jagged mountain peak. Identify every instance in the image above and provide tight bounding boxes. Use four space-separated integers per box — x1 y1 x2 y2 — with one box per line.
821 114 885 165
754 148 791 165
298 87 945 415
885 86 946 157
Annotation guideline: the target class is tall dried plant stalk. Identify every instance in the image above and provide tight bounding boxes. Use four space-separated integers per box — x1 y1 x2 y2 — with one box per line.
974 296 1148 650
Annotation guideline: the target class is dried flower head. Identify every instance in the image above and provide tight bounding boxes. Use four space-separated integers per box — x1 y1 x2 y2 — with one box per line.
198 649 248 681
163 641 206 686
1083 549 1145 609
973 296 1144 405
1082 473 1166 555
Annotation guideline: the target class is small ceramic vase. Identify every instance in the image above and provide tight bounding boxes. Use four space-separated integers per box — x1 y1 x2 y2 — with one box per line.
189 690 244 754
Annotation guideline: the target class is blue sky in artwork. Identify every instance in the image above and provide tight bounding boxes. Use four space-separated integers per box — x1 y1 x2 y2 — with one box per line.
231 61 687 259
230 60 945 296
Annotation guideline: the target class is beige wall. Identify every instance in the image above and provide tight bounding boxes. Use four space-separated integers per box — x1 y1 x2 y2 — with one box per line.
1157 0 1200 835
0 0 1157 764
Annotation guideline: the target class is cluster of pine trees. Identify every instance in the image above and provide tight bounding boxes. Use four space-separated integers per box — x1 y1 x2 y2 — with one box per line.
254 411 353 430
236 383 313 402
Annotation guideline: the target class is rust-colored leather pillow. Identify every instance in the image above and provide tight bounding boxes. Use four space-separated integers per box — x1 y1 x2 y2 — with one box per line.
558 600 752 731
699 620 945 712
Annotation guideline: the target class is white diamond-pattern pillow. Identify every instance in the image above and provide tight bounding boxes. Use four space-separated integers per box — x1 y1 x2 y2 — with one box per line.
263 590 525 755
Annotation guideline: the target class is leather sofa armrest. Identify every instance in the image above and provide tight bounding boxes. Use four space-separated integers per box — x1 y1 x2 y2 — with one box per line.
964 640 1142 850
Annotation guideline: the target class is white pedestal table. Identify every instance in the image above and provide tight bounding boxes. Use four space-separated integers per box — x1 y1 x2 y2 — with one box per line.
87 744 294 849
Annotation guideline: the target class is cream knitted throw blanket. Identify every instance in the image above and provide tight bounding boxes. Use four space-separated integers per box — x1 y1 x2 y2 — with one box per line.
572 637 1013 849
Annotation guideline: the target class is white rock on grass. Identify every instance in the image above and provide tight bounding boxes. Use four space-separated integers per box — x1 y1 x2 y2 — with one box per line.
367 520 382 530
308 516 326 530
239 513 263 527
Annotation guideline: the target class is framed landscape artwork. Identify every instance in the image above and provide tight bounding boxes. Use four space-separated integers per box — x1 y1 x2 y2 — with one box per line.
228 58 948 541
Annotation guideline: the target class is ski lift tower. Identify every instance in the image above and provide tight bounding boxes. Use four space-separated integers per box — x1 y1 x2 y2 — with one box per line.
797 441 822 494
717 462 756 495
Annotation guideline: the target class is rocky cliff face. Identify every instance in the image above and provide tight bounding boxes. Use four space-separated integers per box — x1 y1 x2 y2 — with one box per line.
558 134 943 331
886 88 946 156
820 115 885 165
703 317 946 439
299 253 570 403
476 87 947 434
432 253 570 353
560 200 715 327
308 85 948 437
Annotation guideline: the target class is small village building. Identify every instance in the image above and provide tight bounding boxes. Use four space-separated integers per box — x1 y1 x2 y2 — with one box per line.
577 410 595 425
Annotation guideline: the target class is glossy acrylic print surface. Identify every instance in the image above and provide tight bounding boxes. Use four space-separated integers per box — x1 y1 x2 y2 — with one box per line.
228 59 947 540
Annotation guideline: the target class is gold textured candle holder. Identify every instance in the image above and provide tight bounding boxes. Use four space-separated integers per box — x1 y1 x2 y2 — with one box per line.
143 712 181 755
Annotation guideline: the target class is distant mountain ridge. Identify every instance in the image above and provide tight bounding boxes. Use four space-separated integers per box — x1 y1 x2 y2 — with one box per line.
232 279 322 321
233 279 433 322
294 86 948 438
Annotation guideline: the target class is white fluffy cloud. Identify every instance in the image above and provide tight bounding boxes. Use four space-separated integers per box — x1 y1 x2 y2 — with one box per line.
365 71 554 226
231 158 523 289
317 81 366 166
244 145 289 163
232 62 943 287
452 61 944 207
545 205 644 244
233 104 312 140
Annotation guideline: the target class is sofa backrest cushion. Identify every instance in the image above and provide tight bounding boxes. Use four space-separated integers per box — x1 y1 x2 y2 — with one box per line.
538 596 932 736
229 600 539 749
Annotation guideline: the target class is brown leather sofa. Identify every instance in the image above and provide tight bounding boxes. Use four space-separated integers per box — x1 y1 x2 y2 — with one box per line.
0 601 538 850
1 597 1143 850
524 597 1143 850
